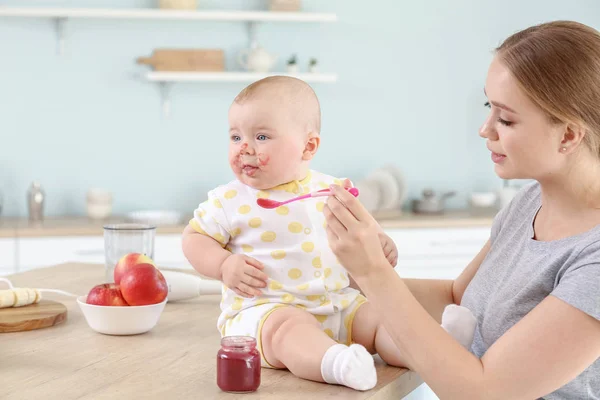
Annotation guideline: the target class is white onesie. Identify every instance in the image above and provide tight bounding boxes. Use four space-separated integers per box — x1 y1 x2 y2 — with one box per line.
190 170 366 366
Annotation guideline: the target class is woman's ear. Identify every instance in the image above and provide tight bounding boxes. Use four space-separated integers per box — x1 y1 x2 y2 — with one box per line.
302 133 321 160
560 123 586 154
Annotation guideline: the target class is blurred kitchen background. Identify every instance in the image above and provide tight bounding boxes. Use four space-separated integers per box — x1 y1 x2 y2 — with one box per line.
2 0 598 220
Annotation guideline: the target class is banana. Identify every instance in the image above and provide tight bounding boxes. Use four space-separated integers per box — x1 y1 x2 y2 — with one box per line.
0 288 42 308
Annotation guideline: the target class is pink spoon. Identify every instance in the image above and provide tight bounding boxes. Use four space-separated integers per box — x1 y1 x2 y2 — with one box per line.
257 187 359 209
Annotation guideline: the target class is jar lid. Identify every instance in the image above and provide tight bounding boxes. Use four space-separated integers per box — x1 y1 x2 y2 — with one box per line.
221 336 256 349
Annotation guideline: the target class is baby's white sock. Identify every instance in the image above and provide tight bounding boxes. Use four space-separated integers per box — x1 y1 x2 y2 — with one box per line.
441 304 477 349
320 343 377 391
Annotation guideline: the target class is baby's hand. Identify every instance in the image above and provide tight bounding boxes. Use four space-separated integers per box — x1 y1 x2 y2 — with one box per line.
379 233 398 267
220 254 268 298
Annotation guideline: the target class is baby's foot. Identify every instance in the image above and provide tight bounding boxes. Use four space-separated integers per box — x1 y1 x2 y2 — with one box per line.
321 343 377 391
441 304 477 349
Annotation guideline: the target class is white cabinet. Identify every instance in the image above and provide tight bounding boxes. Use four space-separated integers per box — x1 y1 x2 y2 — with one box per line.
385 227 490 280
0 238 16 276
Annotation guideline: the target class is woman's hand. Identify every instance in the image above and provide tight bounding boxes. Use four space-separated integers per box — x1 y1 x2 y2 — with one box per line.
324 183 390 279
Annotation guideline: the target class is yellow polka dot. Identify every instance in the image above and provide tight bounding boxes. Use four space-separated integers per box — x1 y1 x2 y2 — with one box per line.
257 191 270 199
316 202 325 212
271 250 286 260
238 205 251 214
198 209 206 217
223 285 229 291
288 222 303 233
232 297 243 311
324 329 334 339
281 293 295 303
224 190 237 199
302 186 310 195
241 244 254 253
248 217 262 228
235 313 243 322
324 268 332 279
213 199 223 208
314 271 322 278
340 272 347 281
261 231 276 242
312 257 322 268
321 300 331 307
302 242 315 252
227 318 233 327
256 298 270 306
288 268 303 280
320 295 327 302
269 280 283 290
318 182 329 189
297 283 309 291
231 227 242 237
295 304 307 310
304 228 311 235
212 233 226 244
306 295 321 301
335 282 343 291
341 299 350 309
334 179 342 186
275 206 289 215
315 315 328 323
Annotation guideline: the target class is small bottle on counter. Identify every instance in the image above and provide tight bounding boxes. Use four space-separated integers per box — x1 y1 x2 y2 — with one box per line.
217 336 261 393
27 181 45 222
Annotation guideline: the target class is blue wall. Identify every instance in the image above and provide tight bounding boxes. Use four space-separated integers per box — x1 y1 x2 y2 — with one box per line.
1 0 599 217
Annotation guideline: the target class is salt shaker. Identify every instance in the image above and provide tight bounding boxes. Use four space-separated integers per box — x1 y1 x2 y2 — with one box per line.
27 181 45 221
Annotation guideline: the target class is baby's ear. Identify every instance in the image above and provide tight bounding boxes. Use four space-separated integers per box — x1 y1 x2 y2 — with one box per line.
302 132 320 160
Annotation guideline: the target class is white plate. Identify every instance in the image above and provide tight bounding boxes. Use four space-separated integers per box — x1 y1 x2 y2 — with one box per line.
366 168 401 211
127 210 183 226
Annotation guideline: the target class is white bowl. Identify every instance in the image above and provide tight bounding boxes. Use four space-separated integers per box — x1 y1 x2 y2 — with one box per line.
77 296 167 335
469 192 498 207
126 210 183 226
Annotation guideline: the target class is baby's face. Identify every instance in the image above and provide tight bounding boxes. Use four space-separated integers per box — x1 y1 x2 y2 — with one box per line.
228 95 309 190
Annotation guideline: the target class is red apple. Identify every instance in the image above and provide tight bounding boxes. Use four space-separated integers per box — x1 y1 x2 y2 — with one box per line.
120 263 168 306
113 253 155 284
86 283 129 306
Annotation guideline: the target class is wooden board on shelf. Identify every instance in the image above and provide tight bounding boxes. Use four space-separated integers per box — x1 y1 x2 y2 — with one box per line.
137 49 224 72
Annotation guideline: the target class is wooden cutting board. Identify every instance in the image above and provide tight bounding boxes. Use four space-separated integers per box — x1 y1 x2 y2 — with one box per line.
137 49 225 72
0 300 67 333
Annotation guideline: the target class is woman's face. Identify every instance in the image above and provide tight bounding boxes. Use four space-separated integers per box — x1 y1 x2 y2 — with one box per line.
479 56 568 181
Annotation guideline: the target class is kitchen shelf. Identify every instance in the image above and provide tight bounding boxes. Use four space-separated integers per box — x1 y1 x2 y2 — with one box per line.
147 71 338 83
0 7 337 22
148 72 338 117
0 7 337 55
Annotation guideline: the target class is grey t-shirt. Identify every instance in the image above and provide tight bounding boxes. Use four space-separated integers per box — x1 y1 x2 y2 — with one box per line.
461 182 600 399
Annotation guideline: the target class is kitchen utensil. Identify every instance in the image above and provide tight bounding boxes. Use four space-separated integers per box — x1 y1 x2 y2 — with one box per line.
137 49 225 72
158 0 197 10
103 224 156 283
27 181 44 222
160 270 221 301
77 296 166 335
238 45 278 73
0 300 67 333
412 189 456 214
257 187 359 209
126 210 182 226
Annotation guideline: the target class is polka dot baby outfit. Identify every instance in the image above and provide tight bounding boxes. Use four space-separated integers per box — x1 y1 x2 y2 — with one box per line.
190 170 365 366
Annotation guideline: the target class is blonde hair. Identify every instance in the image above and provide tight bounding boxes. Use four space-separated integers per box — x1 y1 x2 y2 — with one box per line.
234 75 322 134
496 21 600 158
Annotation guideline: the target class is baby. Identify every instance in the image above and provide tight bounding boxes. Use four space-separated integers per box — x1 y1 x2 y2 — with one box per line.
182 76 477 391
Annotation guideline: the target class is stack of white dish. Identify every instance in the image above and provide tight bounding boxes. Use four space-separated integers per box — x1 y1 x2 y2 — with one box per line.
86 189 113 220
353 165 406 214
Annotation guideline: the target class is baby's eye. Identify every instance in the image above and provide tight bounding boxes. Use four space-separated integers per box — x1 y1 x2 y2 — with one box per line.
231 135 241 142
257 134 268 141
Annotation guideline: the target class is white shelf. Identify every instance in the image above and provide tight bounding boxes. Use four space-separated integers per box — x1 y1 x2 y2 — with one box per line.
149 72 337 117
0 7 337 22
147 72 338 83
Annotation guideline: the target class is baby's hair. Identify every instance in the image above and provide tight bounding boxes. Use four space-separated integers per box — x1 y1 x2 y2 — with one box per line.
234 75 322 135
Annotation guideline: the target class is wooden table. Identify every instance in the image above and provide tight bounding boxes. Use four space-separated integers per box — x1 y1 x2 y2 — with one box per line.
0 263 423 399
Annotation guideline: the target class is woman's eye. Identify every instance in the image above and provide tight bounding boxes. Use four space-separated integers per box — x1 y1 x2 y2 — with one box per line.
231 135 241 142
257 134 268 141
497 118 513 127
